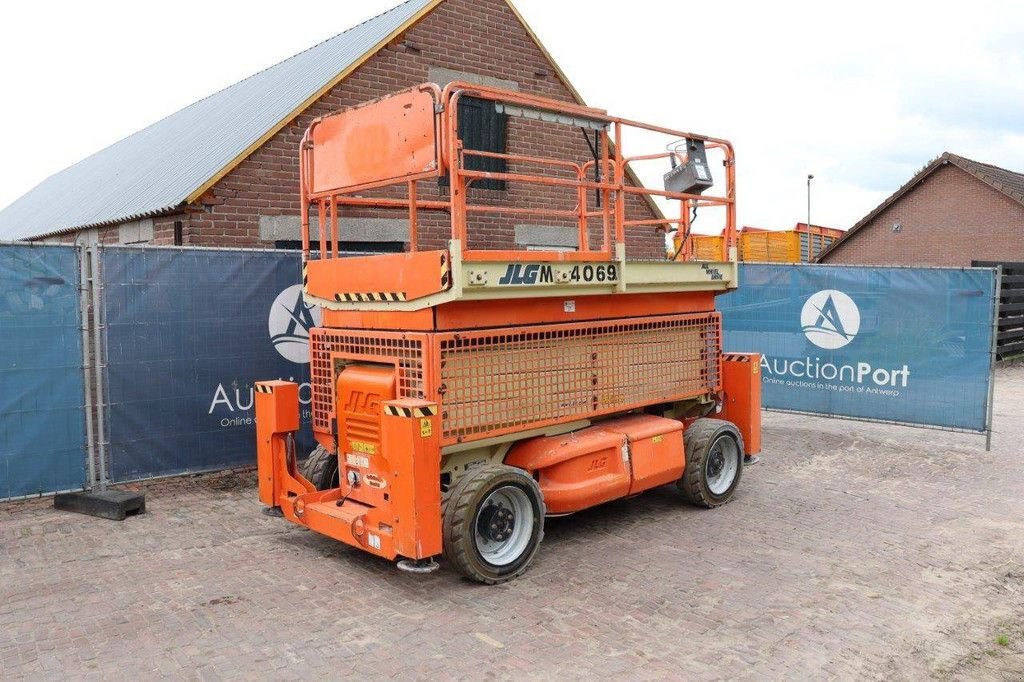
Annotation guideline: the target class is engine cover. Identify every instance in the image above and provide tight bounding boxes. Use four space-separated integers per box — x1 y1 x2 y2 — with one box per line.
505 414 685 514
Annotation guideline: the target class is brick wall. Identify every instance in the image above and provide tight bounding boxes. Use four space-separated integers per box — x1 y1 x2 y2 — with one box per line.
178 0 665 259
823 163 1024 267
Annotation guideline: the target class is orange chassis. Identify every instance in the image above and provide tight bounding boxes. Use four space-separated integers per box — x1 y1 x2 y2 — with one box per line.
256 82 762 582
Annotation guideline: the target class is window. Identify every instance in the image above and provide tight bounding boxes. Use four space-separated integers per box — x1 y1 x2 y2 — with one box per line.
456 97 508 191
515 225 579 252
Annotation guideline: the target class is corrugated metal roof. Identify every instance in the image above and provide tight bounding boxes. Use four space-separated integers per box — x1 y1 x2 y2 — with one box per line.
0 0 436 240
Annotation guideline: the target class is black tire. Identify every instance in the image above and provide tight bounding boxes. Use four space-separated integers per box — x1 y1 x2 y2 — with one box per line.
302 445 339 491
678 418 744 508
442 465 545 584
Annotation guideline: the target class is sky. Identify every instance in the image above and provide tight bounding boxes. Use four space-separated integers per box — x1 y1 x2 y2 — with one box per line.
0 0 1022 233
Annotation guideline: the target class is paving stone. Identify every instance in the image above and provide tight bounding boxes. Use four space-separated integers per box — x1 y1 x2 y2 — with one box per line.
2 368 1024 678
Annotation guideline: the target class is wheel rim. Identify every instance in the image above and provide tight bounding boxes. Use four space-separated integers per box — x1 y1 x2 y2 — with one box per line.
473 485 534 567
705 434 739 496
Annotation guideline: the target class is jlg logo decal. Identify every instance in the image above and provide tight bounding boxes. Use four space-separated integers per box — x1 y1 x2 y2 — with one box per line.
497 263 618 286
498 264 555 285
586 456 608 471
345 391 381 414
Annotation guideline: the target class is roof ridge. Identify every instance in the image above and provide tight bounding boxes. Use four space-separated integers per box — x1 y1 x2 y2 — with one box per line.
948 152 1024 179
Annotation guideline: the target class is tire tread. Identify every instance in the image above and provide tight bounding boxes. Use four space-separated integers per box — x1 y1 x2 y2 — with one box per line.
442 464 544 585
302 445 338 491
678 418 744 508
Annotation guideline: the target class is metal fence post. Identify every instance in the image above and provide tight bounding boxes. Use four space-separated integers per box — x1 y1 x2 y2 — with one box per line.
89 246 109 490
985 265 1001 452
78 245 98 490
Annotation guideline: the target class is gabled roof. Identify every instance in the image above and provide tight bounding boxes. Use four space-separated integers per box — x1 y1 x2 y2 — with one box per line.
0 0 439 240
818 152 1024 261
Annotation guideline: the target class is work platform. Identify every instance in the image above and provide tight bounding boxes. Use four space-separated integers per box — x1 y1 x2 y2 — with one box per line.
304 241 738 312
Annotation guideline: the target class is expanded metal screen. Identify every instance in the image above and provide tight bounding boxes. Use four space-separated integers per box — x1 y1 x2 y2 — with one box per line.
309 329 427 432
438 313 721 444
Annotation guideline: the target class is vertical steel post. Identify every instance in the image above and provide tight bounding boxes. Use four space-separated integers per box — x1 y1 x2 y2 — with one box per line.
985 265 1002 451
78 245 97 490
806 174 814 234
89 246 109 490
408 181 418 252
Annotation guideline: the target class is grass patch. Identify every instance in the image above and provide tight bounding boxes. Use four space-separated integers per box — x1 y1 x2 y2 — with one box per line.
997 634 1010 647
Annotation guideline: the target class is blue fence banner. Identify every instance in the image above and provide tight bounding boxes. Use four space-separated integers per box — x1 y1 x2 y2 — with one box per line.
717 264 997 432
0 244 86 498
101 247 315 482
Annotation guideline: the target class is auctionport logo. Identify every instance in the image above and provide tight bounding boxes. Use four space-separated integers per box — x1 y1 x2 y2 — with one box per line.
801 289 860 350
268 285 322 364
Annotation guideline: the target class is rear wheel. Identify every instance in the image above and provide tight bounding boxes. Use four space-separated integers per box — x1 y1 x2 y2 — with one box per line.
678 419 744 508
443 465 544 584
302 445 339 491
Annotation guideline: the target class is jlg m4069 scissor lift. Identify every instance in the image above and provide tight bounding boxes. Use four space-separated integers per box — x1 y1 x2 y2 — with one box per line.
256 82 761 584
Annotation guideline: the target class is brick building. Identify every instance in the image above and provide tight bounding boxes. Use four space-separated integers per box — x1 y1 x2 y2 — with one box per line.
818 153 1024 266
0 0 664 258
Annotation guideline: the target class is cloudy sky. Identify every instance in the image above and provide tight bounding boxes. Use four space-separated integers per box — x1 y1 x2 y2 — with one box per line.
1 0 1021 233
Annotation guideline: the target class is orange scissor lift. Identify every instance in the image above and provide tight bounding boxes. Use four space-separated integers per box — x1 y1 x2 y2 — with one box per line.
256 82 761 583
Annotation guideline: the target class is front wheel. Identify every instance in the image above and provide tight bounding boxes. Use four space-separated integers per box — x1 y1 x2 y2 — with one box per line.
301 445 339 491
442 465 545 584
678 419 744 508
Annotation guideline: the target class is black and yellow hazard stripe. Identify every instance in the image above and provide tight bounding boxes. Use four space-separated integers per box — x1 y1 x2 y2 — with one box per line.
333 292 409 303
722 353 751 363
255 384 275 394
383 404 438 418
440 252 450 288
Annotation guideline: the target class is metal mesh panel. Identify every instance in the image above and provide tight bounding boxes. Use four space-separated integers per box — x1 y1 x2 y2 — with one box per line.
309 329 425 432
439 313 721 443
802 233 836 262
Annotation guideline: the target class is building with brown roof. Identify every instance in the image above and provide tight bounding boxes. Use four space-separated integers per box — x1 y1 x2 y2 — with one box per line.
818 152 1024 267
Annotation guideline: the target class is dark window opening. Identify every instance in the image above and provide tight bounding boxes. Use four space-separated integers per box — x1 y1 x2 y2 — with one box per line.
445 96 508 191
273 240 405 255
173 220 183 246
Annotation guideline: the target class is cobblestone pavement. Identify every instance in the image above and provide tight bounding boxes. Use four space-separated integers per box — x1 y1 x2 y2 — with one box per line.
3 367 1024 680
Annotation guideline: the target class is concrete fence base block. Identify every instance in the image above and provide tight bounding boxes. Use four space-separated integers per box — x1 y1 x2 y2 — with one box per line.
53 490 146 521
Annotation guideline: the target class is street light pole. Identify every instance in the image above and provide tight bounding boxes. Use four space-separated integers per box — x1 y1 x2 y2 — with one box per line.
807 174 814 231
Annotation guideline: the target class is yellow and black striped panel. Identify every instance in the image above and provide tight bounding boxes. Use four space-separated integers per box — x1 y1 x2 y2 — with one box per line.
440 252 450 288
383 404 438 419
333 292 409 303
722 353 752 363
255 384 275 394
